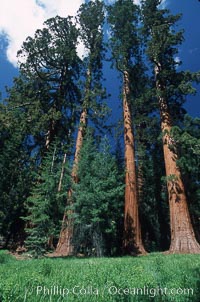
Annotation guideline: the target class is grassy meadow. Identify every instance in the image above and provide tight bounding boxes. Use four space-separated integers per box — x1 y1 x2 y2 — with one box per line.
0 250 199 302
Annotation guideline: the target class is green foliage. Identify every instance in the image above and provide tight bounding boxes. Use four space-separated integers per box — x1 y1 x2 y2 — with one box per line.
107 0 140 72
0 103 34 248
77 0 109 127
0 251 199 301
139 146 170 252
24 144 70 257
0 0 199 258
18 15 81 80
140 0 200 250
107 0 168 254
78 0 105 69
0 15 82 249
16 15 82 154
72 130 124 256
141 0 199 122
0 251 13 264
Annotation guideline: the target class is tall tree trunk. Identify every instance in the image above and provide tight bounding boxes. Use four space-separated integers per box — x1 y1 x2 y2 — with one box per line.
71 109 88 182
55 66 92 256
123 70 146 255
54 190 74 256
55 68 91 256
137 134 145 206
55 109 87 256
155 65 200 254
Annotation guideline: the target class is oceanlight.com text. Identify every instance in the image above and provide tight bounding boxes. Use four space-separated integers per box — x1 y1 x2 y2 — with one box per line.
35 284 194 298
107 285 194 298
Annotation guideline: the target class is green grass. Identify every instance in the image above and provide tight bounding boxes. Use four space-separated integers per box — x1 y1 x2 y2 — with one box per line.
0 250 199 302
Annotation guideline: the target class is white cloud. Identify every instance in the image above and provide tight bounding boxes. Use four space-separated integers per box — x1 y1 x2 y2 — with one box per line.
174 56 181 69
37 0 83 18
133 0 142 5
159 0 169 9
0 0 170 67
106 0 142 4
106 0 168 8
0 0 84 67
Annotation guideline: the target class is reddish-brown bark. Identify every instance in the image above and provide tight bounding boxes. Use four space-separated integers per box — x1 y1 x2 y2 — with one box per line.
155 65 200 254
123 71 146 255
55 67 91 257
71 109 88 182
55 109 87 256
54 189 74 256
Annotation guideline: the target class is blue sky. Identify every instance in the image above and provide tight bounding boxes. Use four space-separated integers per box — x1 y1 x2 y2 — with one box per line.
170 0 200 116
0 0 200 117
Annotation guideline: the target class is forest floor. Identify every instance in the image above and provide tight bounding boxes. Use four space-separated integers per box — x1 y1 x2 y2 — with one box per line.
0 250 199 302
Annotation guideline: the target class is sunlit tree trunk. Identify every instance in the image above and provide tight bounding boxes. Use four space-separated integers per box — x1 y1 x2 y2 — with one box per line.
55 67 91 256
54 190 74 256
155 65 200 254
72 109 88 182
55 0 104 256
55 109 87 256
123 70 146 255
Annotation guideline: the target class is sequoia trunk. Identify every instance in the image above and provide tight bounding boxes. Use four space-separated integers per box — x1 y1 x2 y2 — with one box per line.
55 109 87 256
155 65 200 254
123 70 146 255
55 65 91 257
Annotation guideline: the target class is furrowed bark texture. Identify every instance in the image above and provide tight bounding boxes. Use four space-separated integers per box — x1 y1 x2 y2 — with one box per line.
155 65 200 254
123 70 146 255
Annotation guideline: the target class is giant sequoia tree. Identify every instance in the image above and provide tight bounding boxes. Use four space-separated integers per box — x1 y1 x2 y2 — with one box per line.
17 16 81 151
171 115 200 243
15 16 81 252
55 0 107 256
108 0 146 255
142 0 200 253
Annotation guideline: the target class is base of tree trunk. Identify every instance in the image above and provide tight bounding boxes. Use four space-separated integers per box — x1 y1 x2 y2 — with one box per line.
123 217 147 256
123 241 147 256
166 237 200 254
53 227 74 257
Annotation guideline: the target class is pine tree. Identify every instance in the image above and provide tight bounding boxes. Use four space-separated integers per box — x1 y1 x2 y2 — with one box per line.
142 0 200 253
0 102 33 248
24 143 70 257
71 130 124 256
